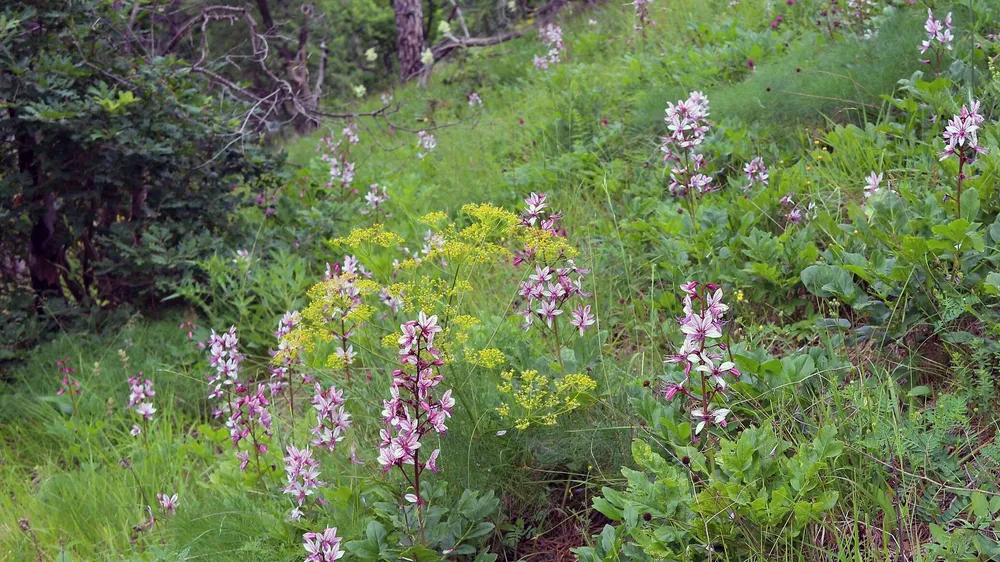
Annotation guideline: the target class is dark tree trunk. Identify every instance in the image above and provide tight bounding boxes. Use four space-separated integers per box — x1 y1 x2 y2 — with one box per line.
9 106 63 300
423 0 436 43
393 0 425 79
27 192 62 299
255 0 275 32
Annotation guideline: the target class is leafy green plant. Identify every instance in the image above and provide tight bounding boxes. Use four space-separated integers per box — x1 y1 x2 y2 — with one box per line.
579 425 843 561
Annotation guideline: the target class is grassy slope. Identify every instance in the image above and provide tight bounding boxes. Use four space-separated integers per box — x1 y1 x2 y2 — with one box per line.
1 1 938 560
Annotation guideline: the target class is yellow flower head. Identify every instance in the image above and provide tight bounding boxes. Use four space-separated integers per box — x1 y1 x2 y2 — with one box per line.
330 224 404 249
469 348 506 369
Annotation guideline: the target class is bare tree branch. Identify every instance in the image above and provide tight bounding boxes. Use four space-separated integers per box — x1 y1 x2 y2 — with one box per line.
403 29 524 81
163 6 251 54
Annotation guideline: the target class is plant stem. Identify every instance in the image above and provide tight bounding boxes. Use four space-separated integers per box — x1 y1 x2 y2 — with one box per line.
956 156 964 218
553 320 566 373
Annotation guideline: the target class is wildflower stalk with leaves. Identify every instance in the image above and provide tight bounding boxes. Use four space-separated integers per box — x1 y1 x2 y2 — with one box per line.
377 312 454 547
662 282 740 440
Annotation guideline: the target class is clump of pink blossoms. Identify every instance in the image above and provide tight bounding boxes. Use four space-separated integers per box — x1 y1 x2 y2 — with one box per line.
468 92 483 107
633 0 653 32
127 372 156 437
940 100 988 215
319 256 374 384
378 312 453 505
283 444 325 521
205 327 273 472
662 282 740 436
178 320 197 340
310 383 352 451
779 193 808 225
919 9 953 72
269 310 304 397
303 527 345 561
660 91 715 198
156 492 179 516
56 357 81 397
207 326 242 410
361 183 390 220
229 384 273 471
516 263 593 335
511 193 595 359
379 287 404 313
416 130 436 159
534 24 564 71
319 123 360 196
864 171 882 201
743 156 769 192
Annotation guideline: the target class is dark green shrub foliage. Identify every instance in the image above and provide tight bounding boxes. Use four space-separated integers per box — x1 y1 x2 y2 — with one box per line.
0 1 282 357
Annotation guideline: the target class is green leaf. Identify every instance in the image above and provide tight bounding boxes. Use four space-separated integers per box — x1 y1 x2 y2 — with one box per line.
780 355 815 384
961 187 980 222
984 272 1000 296
800 264 860 303
971 491 991 519
811 425 843 459
592 497 623 521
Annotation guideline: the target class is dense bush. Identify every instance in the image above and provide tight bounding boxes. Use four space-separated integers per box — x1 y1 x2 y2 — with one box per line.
0 1 282 360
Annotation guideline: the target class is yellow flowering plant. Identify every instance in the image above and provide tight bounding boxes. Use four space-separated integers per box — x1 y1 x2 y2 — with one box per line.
275 198 602 440
495 369 597 430
277 204 536 383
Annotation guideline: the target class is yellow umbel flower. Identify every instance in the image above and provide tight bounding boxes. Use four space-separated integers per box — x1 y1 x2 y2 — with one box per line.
330 224 404 249
495 369 597 430
381 333 398 349
419 212 448 227
519 227 578 263
469 348 506 369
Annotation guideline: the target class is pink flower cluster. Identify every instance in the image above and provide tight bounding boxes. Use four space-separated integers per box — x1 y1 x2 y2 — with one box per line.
207 326 243 406
127 373 156 436
516 264 593 336
743 156 769 192
633 0 653 32
377 312 453 478
513 192 565 267
310 383 352 451
846 0 875 26
56 357 81 397
269 310 304 395
940 101 987 163
319 124 360 194
864 171 882 200
229 385 273 470
660 92 715 197
468 92 483 107
321 257 374 381
253 191 278 218
919 9 953 60
534 24 564 71
416 130 436 159
205 327 273 471
283 445 324 521
662 282 739 435
520 192 564 233
178 320 197 340
362 183 390 218
379 288 404 313
779 193 808 224
510 192 595 338
156 492 179 516
303 527 345 561
329 255 372 281
127 373 154 408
